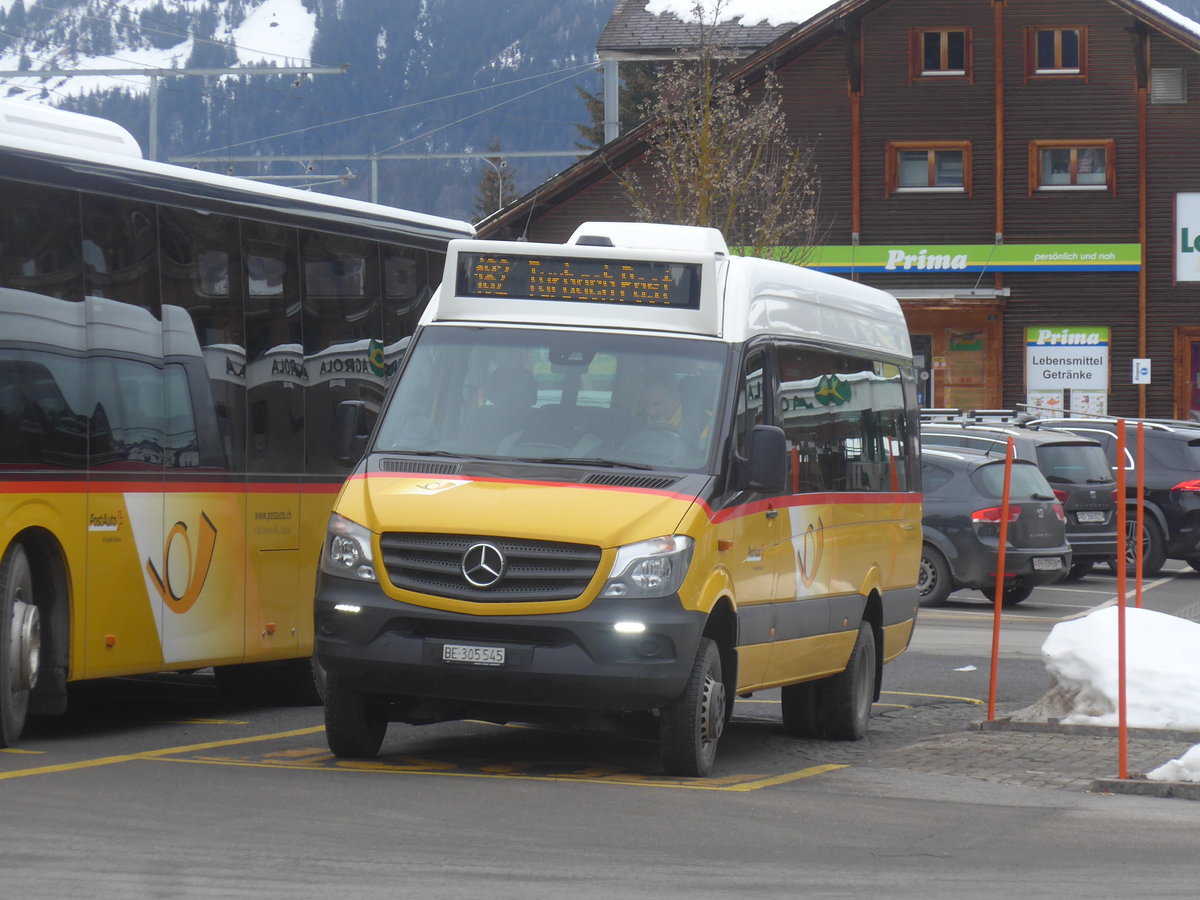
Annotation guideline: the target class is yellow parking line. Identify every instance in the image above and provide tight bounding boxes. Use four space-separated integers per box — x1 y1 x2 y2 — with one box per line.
0 747 44 754
881 690 983 705
150 754 846 791
722 764 848 792
0 726 325 782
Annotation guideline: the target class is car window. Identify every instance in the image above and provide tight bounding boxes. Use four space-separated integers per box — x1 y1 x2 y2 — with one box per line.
1034 443 1112 484
970 461 1054 500
921 462 955 494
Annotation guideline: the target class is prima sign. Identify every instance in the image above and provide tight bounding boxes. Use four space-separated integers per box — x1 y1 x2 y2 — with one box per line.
884 249 968 271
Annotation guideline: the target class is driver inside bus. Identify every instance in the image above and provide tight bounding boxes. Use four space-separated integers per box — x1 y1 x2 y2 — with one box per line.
641 379 682 428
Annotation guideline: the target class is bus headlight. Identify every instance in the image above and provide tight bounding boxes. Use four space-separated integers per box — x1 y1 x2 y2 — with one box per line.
600 536 694 599
321 513 378 582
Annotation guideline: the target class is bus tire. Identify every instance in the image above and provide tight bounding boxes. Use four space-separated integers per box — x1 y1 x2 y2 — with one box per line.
323 674 387 758
659 637 725 777
780 680 821 737
816 621 876 741
1 544 40 748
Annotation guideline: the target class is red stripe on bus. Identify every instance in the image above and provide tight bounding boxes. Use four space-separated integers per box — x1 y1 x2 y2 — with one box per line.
0 480 342 495
349 471 920 524
354 470 703 505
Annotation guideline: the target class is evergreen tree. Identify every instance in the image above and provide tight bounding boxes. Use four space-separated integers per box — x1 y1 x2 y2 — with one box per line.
575 62 659 149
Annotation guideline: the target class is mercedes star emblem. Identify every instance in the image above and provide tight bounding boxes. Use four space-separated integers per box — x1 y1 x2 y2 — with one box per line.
461 542 506 588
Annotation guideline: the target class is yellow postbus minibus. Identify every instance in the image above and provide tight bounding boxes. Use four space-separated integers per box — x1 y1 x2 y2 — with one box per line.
314 222 922 776
0 101 473 747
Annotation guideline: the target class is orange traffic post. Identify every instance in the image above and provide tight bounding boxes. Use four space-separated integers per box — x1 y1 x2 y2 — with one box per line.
987 436 1015 722
1135 422 1145 609
1115 420 1129 780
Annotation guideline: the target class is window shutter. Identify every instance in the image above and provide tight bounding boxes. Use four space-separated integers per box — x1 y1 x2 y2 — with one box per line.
1151 68 1186 104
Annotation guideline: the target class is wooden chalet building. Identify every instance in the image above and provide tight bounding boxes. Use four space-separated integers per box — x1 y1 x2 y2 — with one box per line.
478 0 1200 420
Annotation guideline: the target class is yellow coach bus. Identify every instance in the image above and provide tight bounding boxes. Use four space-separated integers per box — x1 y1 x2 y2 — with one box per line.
314 222 922 776
0 101 473 747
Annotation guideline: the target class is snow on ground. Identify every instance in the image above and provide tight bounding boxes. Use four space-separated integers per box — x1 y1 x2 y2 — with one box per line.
1032 606 1200 781
644 0 837 28
228 0 316 66
0 0 315 102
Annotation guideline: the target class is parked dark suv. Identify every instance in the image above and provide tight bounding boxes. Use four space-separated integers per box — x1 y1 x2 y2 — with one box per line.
1028 417 1200 576
921 420 1117 581
919 447 1072 607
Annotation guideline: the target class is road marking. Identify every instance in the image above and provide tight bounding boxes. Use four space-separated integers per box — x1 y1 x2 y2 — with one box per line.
150 752 846 791
881 690 983 705
0 747 44 754
721 765 847 791
0 726 325 782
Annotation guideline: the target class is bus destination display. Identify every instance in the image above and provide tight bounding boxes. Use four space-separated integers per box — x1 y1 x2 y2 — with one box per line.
458 252 702 309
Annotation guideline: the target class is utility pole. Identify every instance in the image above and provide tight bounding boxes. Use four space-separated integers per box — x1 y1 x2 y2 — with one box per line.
0 65 347 160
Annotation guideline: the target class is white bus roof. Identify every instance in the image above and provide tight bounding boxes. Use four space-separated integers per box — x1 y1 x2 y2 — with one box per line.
0 100 474 240
429 222 911 358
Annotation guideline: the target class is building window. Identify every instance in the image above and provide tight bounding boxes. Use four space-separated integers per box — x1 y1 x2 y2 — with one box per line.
887 142 971 194
1151 68 1187 104
1028 28 1085 77
912 29 970 79
1030 140 1114 192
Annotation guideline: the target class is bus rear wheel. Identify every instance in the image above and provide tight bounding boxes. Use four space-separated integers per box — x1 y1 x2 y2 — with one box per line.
817 621 876 741
1 544 41 748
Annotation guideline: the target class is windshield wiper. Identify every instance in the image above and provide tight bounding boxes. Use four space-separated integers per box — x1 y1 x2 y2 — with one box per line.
516 456 655 470
379 449 503 461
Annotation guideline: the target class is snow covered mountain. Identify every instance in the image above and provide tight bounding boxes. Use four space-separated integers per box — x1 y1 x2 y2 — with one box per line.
0 0 617 220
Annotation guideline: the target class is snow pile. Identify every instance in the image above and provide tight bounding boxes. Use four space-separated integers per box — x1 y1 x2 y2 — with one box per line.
644 0 836 28
1032 606 1200 782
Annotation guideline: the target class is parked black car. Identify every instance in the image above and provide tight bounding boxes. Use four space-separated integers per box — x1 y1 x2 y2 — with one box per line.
1028 418 1200 576
921 421 1117 581
919 447 1072 607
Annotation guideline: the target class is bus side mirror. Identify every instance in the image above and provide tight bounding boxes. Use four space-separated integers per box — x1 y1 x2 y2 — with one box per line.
331 400 372 467
743 425 787 494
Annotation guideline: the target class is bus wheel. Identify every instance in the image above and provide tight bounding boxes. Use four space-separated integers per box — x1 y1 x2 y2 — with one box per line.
817 622 876 741
659 637 725 777
1 544 41 748
323 673 387 758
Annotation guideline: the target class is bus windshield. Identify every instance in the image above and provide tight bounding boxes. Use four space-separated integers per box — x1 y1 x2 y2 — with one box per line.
374 325 727 471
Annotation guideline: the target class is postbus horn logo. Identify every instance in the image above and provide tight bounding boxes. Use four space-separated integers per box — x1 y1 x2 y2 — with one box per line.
796 518 825 589
146 512 218 614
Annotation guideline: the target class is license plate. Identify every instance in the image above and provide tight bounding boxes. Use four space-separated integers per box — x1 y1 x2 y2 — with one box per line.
1076 511 1107 523
442 643 505 666
1033 557 1063 571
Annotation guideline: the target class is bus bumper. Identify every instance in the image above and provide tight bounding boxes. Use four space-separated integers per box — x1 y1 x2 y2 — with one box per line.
313 574 707 716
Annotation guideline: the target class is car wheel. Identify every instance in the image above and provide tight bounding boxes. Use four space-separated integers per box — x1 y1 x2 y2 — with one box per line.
1 544 40 748
980 580 1035 606
323 673 387 758
917 544 952 607
814 621 876 741
1062 560 1094 582
1105 514 1166 577
660 637 725 777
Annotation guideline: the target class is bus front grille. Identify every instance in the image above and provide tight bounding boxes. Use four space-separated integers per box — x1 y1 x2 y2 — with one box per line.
379 532 602 602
